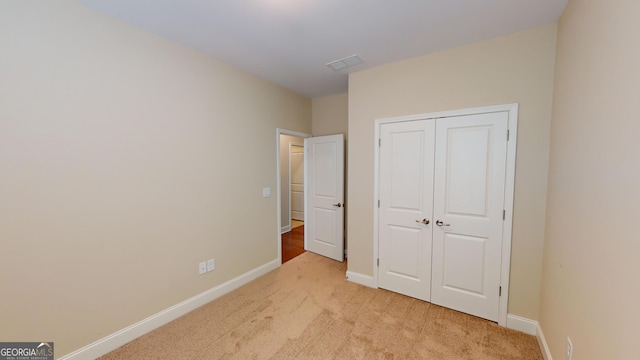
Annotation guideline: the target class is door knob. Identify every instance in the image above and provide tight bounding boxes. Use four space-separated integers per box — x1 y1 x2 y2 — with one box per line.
332 203 343 208
415 218 430 225
435 220 450 227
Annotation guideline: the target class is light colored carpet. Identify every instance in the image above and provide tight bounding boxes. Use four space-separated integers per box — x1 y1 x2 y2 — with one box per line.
291 220 304 229
100 252 542 359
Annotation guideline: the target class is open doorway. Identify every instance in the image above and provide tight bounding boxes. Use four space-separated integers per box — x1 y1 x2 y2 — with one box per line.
277 129 346 264
282 142 304 263
277 129 310 264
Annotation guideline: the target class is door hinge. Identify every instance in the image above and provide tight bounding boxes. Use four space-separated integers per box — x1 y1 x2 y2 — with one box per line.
499 286 502 296
379 138 381 147
503 209 506 220
377 258 380 267
507 130 510 141
378 199 380 208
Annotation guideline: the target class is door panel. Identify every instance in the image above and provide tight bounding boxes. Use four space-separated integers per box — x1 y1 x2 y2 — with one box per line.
431 112 508 322
312 208 335 244
378 121 434 301
305 134 344 262
441 233 487 295
446 127 491 216
387 225 421 279
291 191 304 220
291 145 304 221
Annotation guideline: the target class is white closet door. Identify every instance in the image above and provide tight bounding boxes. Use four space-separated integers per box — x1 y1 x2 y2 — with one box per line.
378 120 435 301
431 112 509 322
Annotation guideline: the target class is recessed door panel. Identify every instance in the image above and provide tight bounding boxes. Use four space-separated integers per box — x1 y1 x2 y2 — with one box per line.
446 127 491 217
387 225 421 279
311 142 337 198
389 132 426 211
442 233 487 295
312 208 336 246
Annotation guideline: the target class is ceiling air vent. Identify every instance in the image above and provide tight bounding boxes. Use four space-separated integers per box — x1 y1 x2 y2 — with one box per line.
326 54 363 71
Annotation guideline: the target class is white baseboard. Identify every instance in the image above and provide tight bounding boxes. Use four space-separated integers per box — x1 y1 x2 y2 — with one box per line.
506 314 538 336
59 259 281 360
345 271 376 288
280 225 291 234
536 323 553 360
505 315 552 359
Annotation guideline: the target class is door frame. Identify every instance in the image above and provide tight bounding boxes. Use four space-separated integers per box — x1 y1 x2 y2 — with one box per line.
276 128 311 264
372 103 518 327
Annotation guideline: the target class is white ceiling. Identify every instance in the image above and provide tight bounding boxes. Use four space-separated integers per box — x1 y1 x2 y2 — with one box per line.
77 0 568 98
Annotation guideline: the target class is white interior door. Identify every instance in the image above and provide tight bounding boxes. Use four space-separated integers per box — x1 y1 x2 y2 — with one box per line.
378 121 435 301
290 145 304 221
305 134 344 262
376 108 512 322
430 112 508 322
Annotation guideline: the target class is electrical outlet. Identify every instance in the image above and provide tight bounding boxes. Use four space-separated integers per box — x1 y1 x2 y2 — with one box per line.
565 337 573 360
198 261 207 275
207 259 215 272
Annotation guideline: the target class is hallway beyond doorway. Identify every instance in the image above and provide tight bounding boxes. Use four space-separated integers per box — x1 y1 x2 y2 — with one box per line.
282 225 304 263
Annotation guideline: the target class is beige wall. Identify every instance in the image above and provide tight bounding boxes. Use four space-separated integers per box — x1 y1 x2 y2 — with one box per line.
311 93 349 249
539 0 640 358
312 93 349 139
0 0 310 356
347 24 557 320
279 134 305 231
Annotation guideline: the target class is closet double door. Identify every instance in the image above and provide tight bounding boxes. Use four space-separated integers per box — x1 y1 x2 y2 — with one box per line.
378 111 509 322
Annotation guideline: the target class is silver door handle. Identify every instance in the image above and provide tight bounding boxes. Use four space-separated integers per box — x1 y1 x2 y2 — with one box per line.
415 219 430 225
435 220 450 227
332 203 343 208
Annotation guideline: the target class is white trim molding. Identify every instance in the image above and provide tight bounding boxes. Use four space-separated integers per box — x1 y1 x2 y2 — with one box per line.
280 224 292 234
506 314 538 336
59 259 281 360
346 271 376 288
505 315 553 360
536 323 553 360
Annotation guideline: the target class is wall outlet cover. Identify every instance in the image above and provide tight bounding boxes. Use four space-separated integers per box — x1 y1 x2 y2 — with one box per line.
198 261 207 275
207 259 215 272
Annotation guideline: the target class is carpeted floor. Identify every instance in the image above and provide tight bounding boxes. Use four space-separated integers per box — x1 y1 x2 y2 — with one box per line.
100 252 542 359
